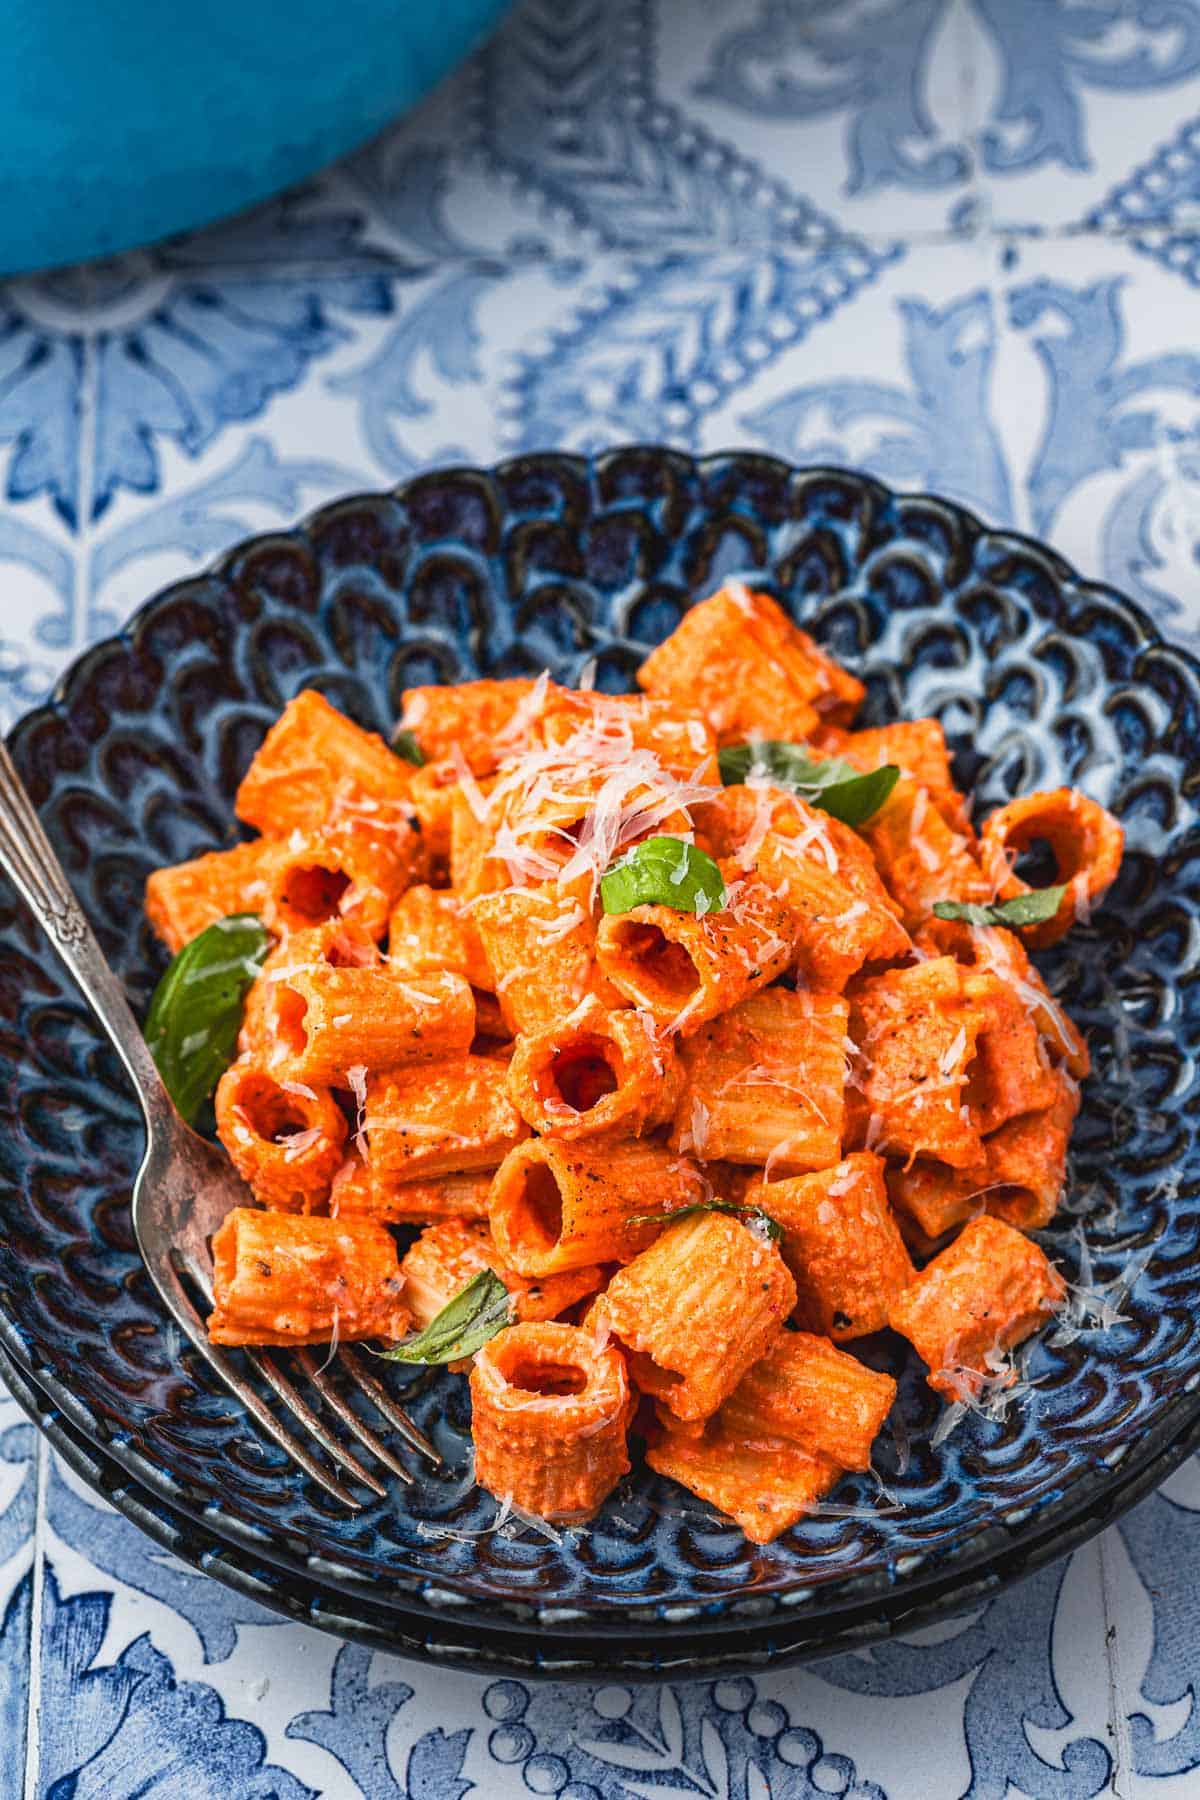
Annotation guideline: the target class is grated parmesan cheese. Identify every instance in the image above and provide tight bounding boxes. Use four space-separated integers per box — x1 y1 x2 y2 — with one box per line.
346 1065 369 1159
279 1127 324 1163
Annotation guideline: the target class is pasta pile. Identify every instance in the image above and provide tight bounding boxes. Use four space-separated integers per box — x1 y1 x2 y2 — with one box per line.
143 583 1123 1543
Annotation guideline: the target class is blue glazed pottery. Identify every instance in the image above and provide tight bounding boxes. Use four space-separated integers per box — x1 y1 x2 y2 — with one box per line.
0 0 510 273
0 450 1197 1675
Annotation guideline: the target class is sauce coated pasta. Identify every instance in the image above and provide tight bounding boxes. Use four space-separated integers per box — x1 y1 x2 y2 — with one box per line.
144 581 1122 1543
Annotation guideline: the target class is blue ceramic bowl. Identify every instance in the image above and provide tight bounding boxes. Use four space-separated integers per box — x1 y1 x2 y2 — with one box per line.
0 0 510 273
1 450 1198 1676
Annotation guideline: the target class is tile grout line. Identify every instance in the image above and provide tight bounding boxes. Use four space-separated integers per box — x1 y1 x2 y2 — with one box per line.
1097 1530 1136 1800
21 1435 48 1800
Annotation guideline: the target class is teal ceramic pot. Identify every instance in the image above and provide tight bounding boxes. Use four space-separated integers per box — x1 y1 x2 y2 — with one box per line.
1 0 510 274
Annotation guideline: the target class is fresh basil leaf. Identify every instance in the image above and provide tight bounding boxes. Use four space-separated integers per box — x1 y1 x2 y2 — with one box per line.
600 836 726 917
144 913 271 1124
932 885 1067 929
718 740 899 826
391 728 426 767
380 1269 513 1365
628 1199 785 1244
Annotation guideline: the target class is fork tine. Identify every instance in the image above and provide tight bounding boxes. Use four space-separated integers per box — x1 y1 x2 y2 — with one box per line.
246 1351 387 1497
179 1251 424 1482
160 1257 364 1509
337 1346 442 1467
295 1350 415 1484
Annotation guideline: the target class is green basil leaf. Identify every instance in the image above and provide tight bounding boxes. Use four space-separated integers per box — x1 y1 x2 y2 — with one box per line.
718 741 900 826
628 1200 785 1244
391 728 426 767
932 885 1067 929
600 836 726 917
144 913 271 1124
380 1269 512 1364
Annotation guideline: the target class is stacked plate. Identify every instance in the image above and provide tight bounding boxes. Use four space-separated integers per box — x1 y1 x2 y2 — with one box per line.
1 450 1197 1677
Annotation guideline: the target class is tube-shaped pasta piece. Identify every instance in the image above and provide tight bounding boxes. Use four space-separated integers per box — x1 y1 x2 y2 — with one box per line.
696 786 910 991
636 583 862 739
235 690 417 837
846 958 988 1169
449 781 505 899
888 1067 1080 1240
719 1330 897 1470
963 970 1061 1134
917 920 1090 1080
366 1054 529 1183
979 787 1124 948
215 1060 347 1213
474 877 611 1036
887 1214 1066 1402
407 759 460 876
646 1429 839 1545
821 718 973 837
648 1330 897 1543
240 919 380 1057
470 1321 633 1521
270 967 475 1085
489 1137 707 1277
886 1157 984 1247
332 1156 493 1224
538 690 720 785
595 867 795 1036
263 819 418 942
669 988 848 1173
589 1211 796 1423
400 677 549 772
387 885 492 988
145 838 285 953
984 1073 1079 1229
505 995 682 1139
401 1220 604 1329
760 1153 915 1339
863 778 992 927
208 1208 410 1347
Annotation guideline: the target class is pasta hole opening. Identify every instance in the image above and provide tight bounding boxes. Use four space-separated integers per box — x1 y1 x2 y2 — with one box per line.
1012 837 1060 888
542 816 589 868
507 1358 588 1397
611 921 699 1003
283 864 351 923
233 1074 309 1144
274 987 309 1057
621 1344 681 1398
989 1182 1045 1228
547 1037 621 1114
325 928 375 969
517 1160 565 1252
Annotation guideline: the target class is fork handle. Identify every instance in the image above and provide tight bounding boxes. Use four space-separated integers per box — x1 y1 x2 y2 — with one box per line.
0 737 173 1131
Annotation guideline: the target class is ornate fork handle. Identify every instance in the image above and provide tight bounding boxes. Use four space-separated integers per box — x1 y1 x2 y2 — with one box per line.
0 736 173 1131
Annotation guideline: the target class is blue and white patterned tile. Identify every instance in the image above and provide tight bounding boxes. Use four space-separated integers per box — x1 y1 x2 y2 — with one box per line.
0 1382 36 1800
980 228 1200 651
660 0 982 241
24 1431 1139 1800
655 0 1200 243
962 0 1200 235
1108 1453 1200 1796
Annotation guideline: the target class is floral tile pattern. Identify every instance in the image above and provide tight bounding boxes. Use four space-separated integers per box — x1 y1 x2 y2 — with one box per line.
3 0 1200 1793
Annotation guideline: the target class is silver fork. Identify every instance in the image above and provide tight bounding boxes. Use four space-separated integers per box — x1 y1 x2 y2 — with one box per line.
0 738 439 1508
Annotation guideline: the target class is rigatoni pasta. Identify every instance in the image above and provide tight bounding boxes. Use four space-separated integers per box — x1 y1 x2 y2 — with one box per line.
489 1136 705 1275
670 987 848 1172
140 579 1120 1545
208 1208 410 1347
470 1321 633 1521
587 1211 796 1423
